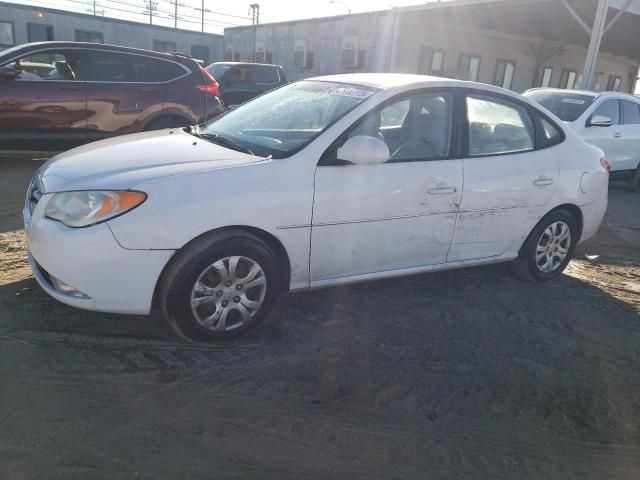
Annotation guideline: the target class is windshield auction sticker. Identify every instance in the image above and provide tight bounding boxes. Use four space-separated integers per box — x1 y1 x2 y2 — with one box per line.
561 98 586 104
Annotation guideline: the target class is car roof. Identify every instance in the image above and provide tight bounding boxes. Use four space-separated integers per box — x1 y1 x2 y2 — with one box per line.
2 41 193 63
526 88 640 103
305 73 528 98
209 62 282 68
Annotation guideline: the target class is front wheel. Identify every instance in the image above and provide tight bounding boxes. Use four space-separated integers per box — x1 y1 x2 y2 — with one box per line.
159 231 281 341
510 209 578 282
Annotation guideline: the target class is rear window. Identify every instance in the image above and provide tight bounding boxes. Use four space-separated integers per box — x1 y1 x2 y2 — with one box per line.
525 91 595 122
86 50 186 82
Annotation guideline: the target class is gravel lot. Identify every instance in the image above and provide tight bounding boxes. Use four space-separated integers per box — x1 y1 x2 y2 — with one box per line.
1 156 639 479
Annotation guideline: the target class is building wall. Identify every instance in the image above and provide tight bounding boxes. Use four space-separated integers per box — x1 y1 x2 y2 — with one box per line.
224 9 638 93
0 2 224 63
224 12 394 81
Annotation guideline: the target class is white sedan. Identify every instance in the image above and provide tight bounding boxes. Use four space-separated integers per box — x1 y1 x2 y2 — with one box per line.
24 74 609 341
524 88 640 192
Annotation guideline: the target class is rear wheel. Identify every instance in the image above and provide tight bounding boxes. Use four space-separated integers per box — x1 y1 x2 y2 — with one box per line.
159 231 281 341
510 209 578 282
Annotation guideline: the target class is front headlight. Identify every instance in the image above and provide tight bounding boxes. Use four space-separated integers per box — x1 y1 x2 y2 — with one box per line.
44 190 146 228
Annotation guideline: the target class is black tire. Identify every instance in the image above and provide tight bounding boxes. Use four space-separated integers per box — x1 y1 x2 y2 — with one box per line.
158 230 281 342
629 167 640 193
509 209 579 282
144 116 192 131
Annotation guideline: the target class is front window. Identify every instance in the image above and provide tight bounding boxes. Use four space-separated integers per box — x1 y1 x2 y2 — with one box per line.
591 99 620 125
206 63 232 81
1 50 82 81
200 81 377 158
525 91 596 122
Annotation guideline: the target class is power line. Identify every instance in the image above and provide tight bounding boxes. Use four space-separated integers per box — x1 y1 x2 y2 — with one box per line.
21 0 249 29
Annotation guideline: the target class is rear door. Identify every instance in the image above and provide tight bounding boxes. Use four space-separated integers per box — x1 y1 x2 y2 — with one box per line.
84 49 190 139
449 92 559 262
581 98 624 170
0 48 87 150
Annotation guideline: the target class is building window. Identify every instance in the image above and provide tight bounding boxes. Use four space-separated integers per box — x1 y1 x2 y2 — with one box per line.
27 23 54 42
75 30 103 43
559 69 577 89
0 21 14 47
418 47 444 76
459 53 480 82
191 45 209 64
494 59 515 90
540 66 553 87
153 40 177 53
341 36 361 68
606 75 622 91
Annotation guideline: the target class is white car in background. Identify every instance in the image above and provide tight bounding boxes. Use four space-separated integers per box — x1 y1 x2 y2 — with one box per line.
24 74 609 341
525 88 640 192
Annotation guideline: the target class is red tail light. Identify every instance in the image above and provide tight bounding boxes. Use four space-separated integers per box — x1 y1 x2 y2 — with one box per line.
197 67 219 97
600 156 611 173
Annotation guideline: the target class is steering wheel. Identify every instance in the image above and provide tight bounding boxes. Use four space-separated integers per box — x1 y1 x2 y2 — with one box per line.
390 135 438 161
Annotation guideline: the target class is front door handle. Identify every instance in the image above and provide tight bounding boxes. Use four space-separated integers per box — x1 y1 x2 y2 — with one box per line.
140 88 157 93
60 85 83 91
533 177 554 187
613 132 622 138
428 186 457 195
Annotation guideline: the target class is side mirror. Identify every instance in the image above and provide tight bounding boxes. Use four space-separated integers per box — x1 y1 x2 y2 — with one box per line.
588 115 613 127
337 135 390 165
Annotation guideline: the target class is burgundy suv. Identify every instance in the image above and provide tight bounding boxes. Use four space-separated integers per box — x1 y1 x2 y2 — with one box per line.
0 41 225 151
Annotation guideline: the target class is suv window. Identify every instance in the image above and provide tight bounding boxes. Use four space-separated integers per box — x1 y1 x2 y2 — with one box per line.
253 65 279 84
7 50 82 81
85 51 185 82
349 92 453 162
621 100 640 124
591 99 620 125
467 94 534 156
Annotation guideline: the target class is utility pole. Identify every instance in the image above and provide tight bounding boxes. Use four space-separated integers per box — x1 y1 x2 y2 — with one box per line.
201 0 204 32
144 0 156 25
174 0 178 29
249 3 260 62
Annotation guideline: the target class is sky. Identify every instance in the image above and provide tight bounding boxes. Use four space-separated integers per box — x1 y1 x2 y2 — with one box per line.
12 0 439 34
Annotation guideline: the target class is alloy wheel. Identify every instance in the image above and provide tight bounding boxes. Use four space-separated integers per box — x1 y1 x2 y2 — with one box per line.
535 221 571 273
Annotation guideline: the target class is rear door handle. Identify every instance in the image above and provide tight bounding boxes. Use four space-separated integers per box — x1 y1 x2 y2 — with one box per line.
428 186 457 195
140 88 157 93
613 132 622 138
60 85 83 91
533 177 554 187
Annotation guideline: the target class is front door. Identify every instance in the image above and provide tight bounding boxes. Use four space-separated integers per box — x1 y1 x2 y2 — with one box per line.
0 48 87 150
581 98 625 170
449 92 559 262
310 90 462 283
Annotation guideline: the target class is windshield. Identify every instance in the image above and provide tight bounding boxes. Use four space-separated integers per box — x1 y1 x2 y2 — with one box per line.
200 81 377 158
525 91 596 122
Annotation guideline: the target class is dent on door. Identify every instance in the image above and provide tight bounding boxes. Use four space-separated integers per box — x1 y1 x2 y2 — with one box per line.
310 161 462 282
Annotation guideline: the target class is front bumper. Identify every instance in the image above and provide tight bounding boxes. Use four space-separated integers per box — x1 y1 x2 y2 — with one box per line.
24 190 174 315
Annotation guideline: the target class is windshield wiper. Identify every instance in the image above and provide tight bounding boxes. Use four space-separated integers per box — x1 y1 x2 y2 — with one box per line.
190 126 255 156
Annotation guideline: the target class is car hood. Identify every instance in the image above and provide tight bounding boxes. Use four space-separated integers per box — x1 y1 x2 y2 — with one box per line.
38 128 265 192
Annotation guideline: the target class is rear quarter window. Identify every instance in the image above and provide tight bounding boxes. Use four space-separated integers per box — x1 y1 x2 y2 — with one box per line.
152 58 188 82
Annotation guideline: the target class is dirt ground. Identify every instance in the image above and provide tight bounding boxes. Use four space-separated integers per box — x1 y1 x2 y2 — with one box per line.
1 156 639 479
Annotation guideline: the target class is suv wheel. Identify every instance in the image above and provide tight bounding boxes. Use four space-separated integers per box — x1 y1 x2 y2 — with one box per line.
510 209 578 282
159 230 281 341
